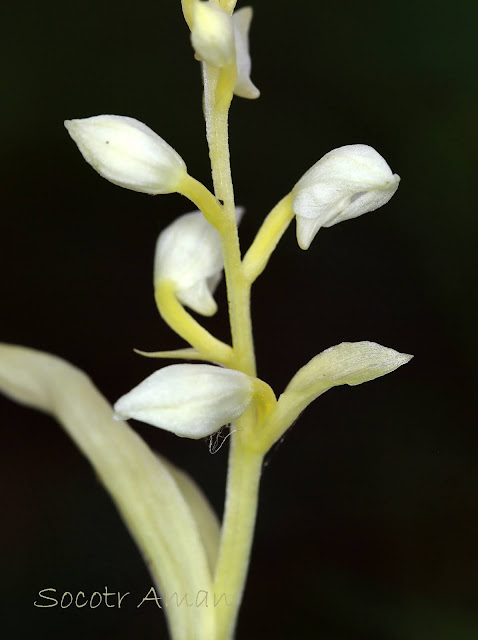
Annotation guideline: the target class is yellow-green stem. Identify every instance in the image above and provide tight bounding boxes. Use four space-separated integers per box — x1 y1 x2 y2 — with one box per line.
179 173 224 229
155 280 233 366
213 430 264 640
202 60 262 640
255 392 308 453
242 192 295 283
202 63 255 374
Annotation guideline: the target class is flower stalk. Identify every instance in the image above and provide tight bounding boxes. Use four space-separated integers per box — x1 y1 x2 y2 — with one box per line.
155 280 233 366
201 57 261 639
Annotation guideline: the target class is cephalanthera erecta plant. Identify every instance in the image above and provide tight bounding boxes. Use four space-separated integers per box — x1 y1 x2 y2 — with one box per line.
0 1 411 639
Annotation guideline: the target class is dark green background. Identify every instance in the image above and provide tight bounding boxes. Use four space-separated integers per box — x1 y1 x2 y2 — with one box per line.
1 1 477 638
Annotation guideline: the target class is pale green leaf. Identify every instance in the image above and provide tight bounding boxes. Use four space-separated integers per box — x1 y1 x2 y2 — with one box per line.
0 343 216 640
158 454 221 574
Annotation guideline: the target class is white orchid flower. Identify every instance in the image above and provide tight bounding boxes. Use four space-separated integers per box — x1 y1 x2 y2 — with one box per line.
154 207 243 316
114 364 254 439
65 115 187 194
191 0 236 67
292 144 400 249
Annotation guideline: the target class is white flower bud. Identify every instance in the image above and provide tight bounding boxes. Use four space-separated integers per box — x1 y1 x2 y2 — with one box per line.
65 115 187 194
292 144 400 249
154 208 243 316
191 1 235 68
113 364 254 438
232 7 260 99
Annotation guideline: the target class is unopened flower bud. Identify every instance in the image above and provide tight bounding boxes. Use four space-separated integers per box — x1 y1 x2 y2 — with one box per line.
114 364 253 438
232 7 260 99
191 0 235 67
154 207 243 316
65 115 187 194
292 144 400 249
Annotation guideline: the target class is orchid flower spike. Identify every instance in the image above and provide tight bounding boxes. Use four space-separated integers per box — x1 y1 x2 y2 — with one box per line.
232 7 260 99
65 115 187 194
292 144 400 249
191 0 236 67
154 207 243 316
114 364 254 438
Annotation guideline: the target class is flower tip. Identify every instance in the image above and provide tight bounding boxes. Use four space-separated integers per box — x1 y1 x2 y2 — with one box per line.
399 352 414 366
234 79 260 100
64 118 80 140
64 117 84 137
191 0 235 68
295 217 318 250
197 298 218 317
250 86 260 99
297 236 310 251
177 279 219 316
232 5 259 100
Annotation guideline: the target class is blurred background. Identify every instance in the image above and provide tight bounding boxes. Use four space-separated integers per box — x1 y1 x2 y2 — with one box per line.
1 0 477 638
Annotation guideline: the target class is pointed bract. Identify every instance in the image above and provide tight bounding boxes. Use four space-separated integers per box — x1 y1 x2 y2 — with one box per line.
154 208 243 316
287 341 412 396
232 7 260 99
0 343 216 639
292 144 400 249
114 364 254 439
65 115 187 194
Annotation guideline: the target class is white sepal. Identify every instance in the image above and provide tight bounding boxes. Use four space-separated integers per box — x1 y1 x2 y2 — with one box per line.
114 364 254 439
232 7 260 99
191 1 235 67
292 144 400 249
287 341 412 396
65 115 187 194
154 208 243 316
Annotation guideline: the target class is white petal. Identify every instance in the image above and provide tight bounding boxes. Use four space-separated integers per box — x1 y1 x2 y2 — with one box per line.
177 278 218 316
154 207 243 316
295 216 323 250
65 115 187 194
324 179 399 226
232 7 260 99
191 1 235 67
155 211 222 289
114 364 254 438
295 145 396 193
